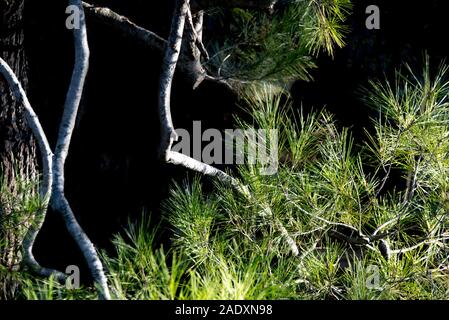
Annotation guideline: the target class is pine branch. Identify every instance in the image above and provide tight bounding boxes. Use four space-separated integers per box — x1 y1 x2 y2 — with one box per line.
158 1 298 256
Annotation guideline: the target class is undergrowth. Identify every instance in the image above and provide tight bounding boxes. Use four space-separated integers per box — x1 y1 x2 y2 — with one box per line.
4 61 449 300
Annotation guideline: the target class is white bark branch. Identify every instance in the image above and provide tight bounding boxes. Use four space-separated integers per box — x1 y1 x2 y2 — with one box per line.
82 2 166 52
50 0 110 300
0 57 66 282
168 151 249 195
390 236 449 255
82 2 202 81
158 0 298 256
82 2 220 90
158 0 190 160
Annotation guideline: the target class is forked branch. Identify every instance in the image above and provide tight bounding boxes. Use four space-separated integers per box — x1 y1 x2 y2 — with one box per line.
158 0 299 256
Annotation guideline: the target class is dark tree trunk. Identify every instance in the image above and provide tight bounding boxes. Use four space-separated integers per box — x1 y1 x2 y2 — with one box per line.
0 1 35 168
0 0 37 298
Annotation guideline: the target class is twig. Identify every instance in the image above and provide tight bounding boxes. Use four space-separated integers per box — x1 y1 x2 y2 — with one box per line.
390 236 449 255
404 155 422 204
186 5 209 61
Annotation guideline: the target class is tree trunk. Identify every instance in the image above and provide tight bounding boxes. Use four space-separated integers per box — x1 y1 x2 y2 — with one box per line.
0 0 37 299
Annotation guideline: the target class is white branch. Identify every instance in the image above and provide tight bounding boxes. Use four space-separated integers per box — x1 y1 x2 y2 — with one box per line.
50 0 110 300
158 0 190 160
168 151 249 195
0 57 66 282
157 0 298 256
390 236 449 255
83 2 233 91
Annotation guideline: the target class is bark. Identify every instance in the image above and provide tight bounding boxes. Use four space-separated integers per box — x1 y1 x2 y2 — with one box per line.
0 57 66 283
0 0 37 298
158 1 298 256
158 0 190 160
0 0 36 176
184 5 207 88
83 2 207 89
50 0 110 300
82 2 166 52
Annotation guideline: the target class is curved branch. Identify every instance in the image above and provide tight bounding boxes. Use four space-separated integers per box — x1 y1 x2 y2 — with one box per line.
82 2 202 82
50 0 110 300
158 1 297 256
82 2 221 90
168 151 249 195
0 57 66 282
158 0 190 160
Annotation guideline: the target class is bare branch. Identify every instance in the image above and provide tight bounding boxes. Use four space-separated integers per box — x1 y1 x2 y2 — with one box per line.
83 2 206 85
158 0 190 160
82 2 166 52
83 2 235 91
157 2 297 255
0 57 66 282
186 6 209 61
159 0 243 192
0 60 52 201
50 0 110 300
168 151 249 195
390 236 449 255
